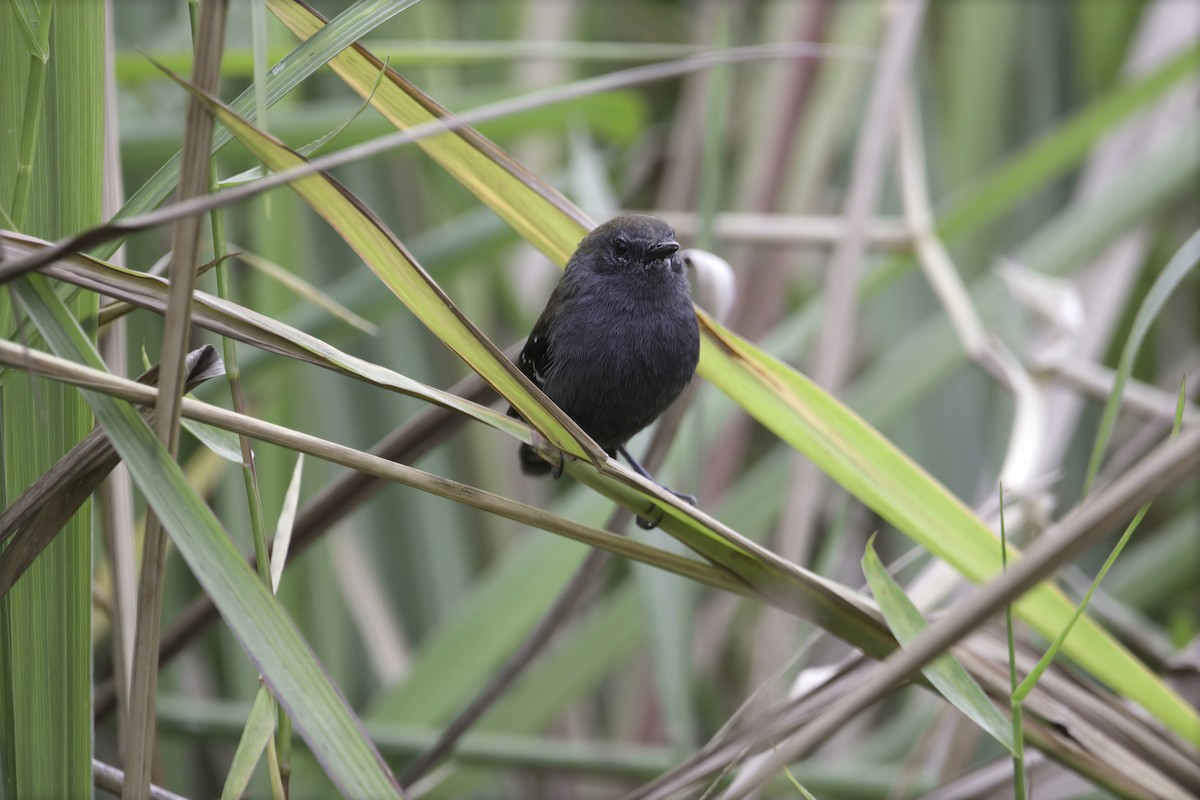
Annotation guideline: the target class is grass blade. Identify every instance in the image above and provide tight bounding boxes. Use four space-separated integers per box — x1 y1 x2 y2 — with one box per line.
270 455 305 593
0 3 102 795
862 537 1015 753
220 685 278 800
1082 228 1200 495
2 232 522 437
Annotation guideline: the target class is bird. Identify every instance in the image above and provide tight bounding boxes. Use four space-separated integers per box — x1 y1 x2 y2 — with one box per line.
509 214 701 527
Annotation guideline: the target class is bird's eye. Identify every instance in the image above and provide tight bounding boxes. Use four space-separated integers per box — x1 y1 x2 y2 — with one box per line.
613 237 630 261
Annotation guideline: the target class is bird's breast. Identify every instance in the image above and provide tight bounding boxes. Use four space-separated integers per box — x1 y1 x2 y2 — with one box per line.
541 280 699 448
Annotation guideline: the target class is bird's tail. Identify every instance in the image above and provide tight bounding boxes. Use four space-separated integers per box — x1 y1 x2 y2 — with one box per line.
518 442 553 475
510 403 554 474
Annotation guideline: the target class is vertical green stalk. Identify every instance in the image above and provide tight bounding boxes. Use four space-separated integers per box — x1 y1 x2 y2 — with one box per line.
209 196 290 798
0 2 104 798
123 3 229 797
1000 486 1026 800
188 2 288 792
7 2 52 226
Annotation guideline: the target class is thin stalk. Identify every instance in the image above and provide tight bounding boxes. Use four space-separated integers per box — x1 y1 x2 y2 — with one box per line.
1013 382 1187 706
122 2 228 797
249 0 270 215
275 679 292 788
9 1 52 227
98 0 137 745
209 128 288 800
93 760 188 800
250 0 269 138
1000 485 1026 800
187 0 285 794
208 179 270 588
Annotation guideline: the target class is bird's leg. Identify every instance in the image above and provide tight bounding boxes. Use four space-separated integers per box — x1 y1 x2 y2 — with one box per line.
548 449 564 481
617 445 697 504
616 445 697 530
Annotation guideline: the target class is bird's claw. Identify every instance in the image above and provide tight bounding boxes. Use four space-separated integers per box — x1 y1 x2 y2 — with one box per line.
636 503 663 530
530 430 565 479
635 488 696 529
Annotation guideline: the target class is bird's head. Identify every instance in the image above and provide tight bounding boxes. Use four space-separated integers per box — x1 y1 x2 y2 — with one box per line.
576 214 683 276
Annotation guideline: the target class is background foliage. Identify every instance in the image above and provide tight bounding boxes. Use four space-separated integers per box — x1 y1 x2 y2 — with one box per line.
2 0 1198 798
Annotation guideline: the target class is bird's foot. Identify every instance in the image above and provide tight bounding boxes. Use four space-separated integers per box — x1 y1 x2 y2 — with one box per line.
616 444 698 527
634 488 697 529
636 504 663 530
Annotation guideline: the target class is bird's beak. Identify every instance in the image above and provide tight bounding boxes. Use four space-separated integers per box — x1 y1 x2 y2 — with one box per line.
648 241 680 261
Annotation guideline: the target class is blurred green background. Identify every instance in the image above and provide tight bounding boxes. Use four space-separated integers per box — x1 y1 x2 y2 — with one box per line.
10 0 1199 797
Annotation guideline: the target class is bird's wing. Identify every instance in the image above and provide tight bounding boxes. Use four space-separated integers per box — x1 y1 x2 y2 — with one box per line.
517 311 554 390
517 274 578 391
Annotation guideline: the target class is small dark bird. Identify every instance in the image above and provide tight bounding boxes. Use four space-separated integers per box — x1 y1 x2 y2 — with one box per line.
511 214 701 524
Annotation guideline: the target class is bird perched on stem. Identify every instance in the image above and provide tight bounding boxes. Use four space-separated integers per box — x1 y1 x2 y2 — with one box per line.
510 214 701 527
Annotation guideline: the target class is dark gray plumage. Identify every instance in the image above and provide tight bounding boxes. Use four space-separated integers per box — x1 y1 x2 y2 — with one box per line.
512 213 701 475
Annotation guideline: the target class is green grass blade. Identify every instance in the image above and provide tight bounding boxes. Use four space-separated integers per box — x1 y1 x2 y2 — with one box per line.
862 538 1015 753
182 418 244 462
220 685 278 800
1000 486 1027 798
2 232 522 438
938 44 1200 242
1082 228 1200 495
1018 379 1190 704
267 0 593 266
0 3 101 796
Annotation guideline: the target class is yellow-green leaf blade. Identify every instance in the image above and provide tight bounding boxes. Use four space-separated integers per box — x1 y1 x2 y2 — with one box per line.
3 232 525 442
266 0 592 267
700 312 1200 746
261 0 1199 746
162 70 597 464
